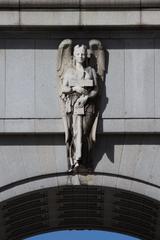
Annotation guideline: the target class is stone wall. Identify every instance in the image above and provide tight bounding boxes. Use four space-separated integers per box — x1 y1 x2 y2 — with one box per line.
0 1 160 239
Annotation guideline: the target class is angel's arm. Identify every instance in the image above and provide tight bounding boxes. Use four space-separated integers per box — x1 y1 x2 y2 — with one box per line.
61 71 72 94
87 68 98 99
76 69 98 107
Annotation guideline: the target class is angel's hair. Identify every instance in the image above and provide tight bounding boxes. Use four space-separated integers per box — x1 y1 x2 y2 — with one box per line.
73 45 87 67
73 44 87 56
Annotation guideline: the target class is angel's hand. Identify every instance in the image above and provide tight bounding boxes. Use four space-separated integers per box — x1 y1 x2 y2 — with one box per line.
75 96 88 108
73 86 85 94
62 86 72 94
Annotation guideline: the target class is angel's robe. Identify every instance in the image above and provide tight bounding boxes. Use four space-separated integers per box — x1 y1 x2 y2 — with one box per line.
61 65 98 166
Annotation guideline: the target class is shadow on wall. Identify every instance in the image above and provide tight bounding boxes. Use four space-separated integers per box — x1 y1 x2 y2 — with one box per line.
0 29 158 50
0 134 64 146
98 46 109 130
0 134 159 175
91 134 160 170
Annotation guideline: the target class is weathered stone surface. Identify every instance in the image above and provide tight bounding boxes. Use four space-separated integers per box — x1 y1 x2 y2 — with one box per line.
5 40 35 118
0 9 160 27
0 32 157 130
81 10 140 26
0 119 158 133
0 0 160 9
125 39 154 118
141 10 160 25
20 11 80 26
102 40 125 118
20 0 79 8
35 40 60 118
0 0 19 7
0 40 5 118
0 6 159 239
0 11 19 26
81 0 140 8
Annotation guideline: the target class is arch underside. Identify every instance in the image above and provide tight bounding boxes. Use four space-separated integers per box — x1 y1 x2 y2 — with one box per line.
0 185 159 240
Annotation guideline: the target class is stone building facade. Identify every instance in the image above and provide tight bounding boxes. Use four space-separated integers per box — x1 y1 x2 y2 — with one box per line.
0 1 160 239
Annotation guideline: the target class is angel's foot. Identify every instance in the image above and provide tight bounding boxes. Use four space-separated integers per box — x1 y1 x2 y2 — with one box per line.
68 160 81 173
68 163 75 172
74 161 79 168
72 161 80 172
68 167 73 173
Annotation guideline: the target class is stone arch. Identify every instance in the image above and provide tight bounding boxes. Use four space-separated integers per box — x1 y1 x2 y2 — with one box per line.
0 173 160 240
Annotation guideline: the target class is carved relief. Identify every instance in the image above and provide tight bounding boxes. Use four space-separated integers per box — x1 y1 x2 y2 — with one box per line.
57 39 105 172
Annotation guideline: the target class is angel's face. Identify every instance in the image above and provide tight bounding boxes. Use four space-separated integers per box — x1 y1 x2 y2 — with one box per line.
74 46 86 64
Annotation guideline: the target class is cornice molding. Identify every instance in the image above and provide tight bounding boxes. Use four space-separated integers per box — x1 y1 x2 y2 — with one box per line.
1 0 160 9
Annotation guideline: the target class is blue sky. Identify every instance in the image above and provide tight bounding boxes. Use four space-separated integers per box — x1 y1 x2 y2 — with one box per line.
26 230 139 240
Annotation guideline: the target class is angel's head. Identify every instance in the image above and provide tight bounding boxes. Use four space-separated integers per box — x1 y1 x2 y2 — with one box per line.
73 45 87 64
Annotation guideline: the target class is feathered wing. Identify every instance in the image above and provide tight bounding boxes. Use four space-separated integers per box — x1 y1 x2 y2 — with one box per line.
57 39 73 86
57 39 73 144
89 39 105 81
89 39 105 142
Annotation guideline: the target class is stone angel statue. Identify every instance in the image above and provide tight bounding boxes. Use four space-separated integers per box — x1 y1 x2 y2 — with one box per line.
57 39 105 172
